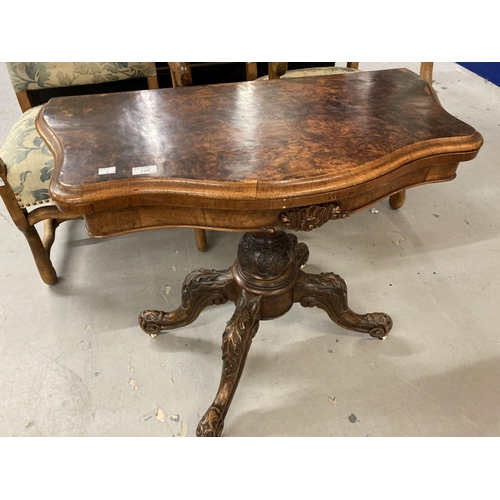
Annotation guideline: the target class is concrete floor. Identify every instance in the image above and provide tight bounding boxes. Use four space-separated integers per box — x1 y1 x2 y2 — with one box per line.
1 62 499 437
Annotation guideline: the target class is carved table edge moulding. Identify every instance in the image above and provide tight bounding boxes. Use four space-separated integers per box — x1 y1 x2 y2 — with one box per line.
36 69 484 436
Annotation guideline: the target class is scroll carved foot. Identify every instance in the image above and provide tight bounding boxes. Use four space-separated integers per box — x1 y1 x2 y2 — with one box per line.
196 291 261 437
294 271 393 340
196 406 224 437
138 268 236 336
139 231 394 436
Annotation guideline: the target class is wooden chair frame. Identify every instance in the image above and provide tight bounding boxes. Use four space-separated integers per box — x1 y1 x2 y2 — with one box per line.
1 65 208 285
1 157 80 284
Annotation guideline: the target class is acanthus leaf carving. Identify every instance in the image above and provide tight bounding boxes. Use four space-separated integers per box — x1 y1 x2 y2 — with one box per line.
264 203 350 233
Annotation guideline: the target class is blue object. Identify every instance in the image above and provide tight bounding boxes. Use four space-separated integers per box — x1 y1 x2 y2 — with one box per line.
457 63 500 87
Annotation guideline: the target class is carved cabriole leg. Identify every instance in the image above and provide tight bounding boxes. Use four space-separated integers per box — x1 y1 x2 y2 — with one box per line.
139 229 392 435
138 268 237 336
293 271 393 340
196 291 261 437
196 231 297 436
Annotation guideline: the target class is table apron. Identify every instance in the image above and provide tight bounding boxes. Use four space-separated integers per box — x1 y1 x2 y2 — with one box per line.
83 159 461 238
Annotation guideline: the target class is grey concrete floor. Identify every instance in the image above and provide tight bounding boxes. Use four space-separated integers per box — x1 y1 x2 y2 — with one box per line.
1 62 499 437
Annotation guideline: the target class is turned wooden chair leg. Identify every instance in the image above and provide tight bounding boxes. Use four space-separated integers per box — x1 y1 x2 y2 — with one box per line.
389 190 407 209
1 158 77 284
194 228 208 252
22 225 58 285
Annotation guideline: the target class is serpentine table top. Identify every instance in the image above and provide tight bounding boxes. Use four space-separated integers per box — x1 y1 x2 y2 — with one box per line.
37 68 483 437
37 68 482 236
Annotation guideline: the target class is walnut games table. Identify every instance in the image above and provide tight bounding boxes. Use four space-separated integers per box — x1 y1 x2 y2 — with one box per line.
37 69 483 436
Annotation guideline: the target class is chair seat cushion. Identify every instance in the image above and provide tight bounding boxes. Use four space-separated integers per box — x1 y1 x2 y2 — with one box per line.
0 105 53 208
258 66 360 80
6 62 157 92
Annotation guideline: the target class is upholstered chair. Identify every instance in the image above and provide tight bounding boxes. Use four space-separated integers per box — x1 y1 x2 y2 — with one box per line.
0 62 191 285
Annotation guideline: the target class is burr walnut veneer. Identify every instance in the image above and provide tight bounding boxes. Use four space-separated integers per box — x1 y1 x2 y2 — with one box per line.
37 69 483 436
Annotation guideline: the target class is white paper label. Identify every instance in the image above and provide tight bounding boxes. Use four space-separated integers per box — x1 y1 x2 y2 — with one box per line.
0 177 5 187
132 165 157 175
98 166 116 175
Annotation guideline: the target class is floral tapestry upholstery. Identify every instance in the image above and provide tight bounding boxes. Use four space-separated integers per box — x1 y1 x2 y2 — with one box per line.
0 105 53 208
1 62 158 208
6 62 157 92
258 66 360 80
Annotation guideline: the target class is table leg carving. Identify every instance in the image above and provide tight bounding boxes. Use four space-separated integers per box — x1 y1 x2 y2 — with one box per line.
138 268 237 336
197 291 261 437
295 242 310 268
139 231 393 435
294 271 393 340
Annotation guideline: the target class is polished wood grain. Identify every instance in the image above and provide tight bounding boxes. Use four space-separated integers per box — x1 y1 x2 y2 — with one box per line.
389 62 435 209
38 69 482 237
36 69 483 436
265 62 437 211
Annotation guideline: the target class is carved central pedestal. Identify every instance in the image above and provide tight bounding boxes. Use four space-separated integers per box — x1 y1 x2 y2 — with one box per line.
138 231 392 436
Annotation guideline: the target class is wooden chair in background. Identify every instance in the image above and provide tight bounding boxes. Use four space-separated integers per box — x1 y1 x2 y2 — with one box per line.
0 62 205 285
